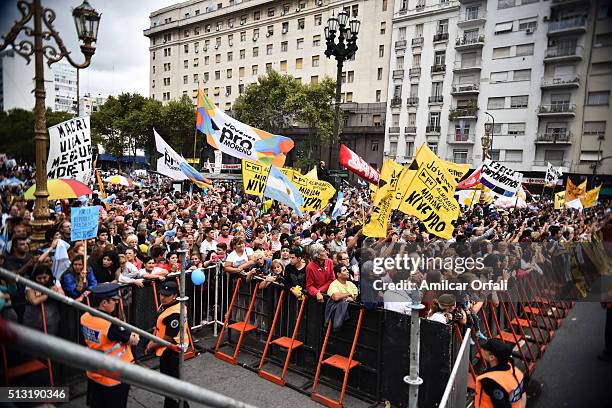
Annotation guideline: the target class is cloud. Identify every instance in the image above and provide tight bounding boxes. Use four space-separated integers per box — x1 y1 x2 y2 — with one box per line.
1 0 174 97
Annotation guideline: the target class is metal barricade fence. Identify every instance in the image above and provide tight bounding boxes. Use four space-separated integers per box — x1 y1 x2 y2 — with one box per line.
439 328 471 408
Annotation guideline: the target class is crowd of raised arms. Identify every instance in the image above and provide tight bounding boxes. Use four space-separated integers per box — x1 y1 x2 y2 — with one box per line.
0 159 610 336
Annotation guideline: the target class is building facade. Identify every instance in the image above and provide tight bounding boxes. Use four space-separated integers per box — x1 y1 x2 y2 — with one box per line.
51 61 78 114
386 0 612 175
79 93 107 116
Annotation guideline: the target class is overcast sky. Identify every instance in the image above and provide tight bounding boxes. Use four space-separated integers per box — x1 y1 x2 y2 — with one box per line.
0 0 176 98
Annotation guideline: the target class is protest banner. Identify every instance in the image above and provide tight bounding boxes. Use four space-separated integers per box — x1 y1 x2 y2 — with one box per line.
155 130 212 188
554 191 565 210
363 160 406 238
565 178 587 202
339 144 380 185
442 161 470 183
242 159 271 197
581 185 601 208
455 189 480 208
456 166 481 189
71 206 100 242
545 162 563 187
197 90 294 167
47 116 92 184
480 159 523 197
398 145 459 240
284 170 336 211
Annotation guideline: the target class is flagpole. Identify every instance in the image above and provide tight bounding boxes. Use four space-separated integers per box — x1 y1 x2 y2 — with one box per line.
193 81 200 167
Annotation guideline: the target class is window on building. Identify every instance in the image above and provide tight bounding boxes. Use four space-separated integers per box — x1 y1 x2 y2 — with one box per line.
428 142 438 154
296 58 303 69
282 21 289 33
215 70 220 80
183 75 188 84
505 150 523 162
193 73 198 83
240 49 245 59
193 58 199 67
453 149 468 164
494 21 513 34
239 84 244 94
215 54 221 63
513 69 531 81
240 31 246 41
515 43 534 56
492 46 511 59
347 71 354 83
298 18 305 29
587 91 610 105
488 97 505 109
314 14 322 26
415 24 424 38
204 56 210 65
594 33 612 48
580 151 601 162
311 75 319 84
254 10 260 20
227 69 232 78
280 60 287 71
268 7 275 17
544 150 564 162
389 142 398 156
379 45 384 57
498 0 515 9
267 25 274 36
152 65 156 74
380 22 386 35
518 18 537 32
214 87 220 96
297 38 304 49
376 90 382 102
313 35 321 47
431 81 443 96
252 65 258 75
429 112 441 127
240 15 247 25
510 95 528 108
204 72 209 82
437 19 448 34
434 50 446 66
583 121 606 136
312 55 320 67
281 41 288 52
413 53 421 67
508 123 526 135
184 44 189 53
351 5 359 17
396 56 404 69
267 44 273 55
266 63 272 72
377 68 383 80
253 47 259 57
490 71 509 82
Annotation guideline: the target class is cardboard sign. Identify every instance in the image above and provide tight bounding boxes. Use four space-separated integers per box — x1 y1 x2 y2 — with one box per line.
47 116 92 184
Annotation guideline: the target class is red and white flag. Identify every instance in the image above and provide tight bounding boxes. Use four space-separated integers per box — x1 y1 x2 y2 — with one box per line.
339 144 380 185
456 166 481 189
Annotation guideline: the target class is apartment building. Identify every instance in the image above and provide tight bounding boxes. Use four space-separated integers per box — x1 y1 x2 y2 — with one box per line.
51 61 78 114
144 0 392 108
79 93 108 116
386 0 612 175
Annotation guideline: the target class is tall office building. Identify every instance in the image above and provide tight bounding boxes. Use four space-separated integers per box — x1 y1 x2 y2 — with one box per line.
144 0 393 169
51 61 78 114
386 0 612 175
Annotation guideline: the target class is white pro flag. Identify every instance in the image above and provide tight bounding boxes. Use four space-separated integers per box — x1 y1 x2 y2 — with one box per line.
154 129 187 181
545 162 563 186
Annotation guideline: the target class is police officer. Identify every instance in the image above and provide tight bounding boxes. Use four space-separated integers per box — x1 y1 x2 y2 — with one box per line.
80 283 139 408
475 338 527 408
145 281 189 408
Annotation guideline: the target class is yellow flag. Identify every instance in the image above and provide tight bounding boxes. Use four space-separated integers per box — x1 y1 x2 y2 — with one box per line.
363 160 406 237
242 159 270 196
565 179 587 202
554 191 565 210
581 185 601 208
397 144 459 240
304 166 318 179
442 161 470 183
281 167 335 211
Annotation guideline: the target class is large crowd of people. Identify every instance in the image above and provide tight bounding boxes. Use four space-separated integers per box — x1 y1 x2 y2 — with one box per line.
0 157 611 363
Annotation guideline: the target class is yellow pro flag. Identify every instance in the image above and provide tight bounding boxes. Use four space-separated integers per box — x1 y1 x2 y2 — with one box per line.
565 179 587 202
242 159 270 197
281 167 336 211
398 144 460 240
581 185 601 208
442 161 470 183
363 160 406 237
554 191 565 210
304 166 318 179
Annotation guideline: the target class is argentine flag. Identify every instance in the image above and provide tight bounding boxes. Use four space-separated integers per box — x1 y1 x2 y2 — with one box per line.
264 166 304 217
331 191 344 220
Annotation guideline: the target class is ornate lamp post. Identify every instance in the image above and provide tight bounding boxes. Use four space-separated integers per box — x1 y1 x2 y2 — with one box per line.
0 0 101 246
482 119 492 161
324 10 360 167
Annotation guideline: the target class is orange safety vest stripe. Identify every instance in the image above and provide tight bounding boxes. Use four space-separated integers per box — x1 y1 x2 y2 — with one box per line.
154 302 188 356
475 366 525 408
80 312 134 387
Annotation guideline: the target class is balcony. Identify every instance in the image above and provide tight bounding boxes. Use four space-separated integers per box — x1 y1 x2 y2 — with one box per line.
541 75 580 89
393 69 405 79
405 126 417 135
388 126 401 134
429 95 444 104
455 35 485 50
451 83 479 95
433 32 449 42
395 39 407 50
547 16 587 36
409 67 422 77
426 125 441 134
447 132 475 144
412 37 424 47
551 0 588 7
537 103 576 116
390 97 402 108
544 45 584 63
406 96 419 106
535 132 573 144
397 1 460 18
431 64 446 74
453 59 482 72
457 11 487 26
449 105 478 119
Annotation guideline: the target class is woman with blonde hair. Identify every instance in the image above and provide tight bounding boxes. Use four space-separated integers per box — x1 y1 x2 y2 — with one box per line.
259 259 285 289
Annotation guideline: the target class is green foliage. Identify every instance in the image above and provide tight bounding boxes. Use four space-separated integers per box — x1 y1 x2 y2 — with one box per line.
0 108 73 163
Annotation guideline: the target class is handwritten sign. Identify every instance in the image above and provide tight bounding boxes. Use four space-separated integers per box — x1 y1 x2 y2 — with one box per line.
47 116 92 184
71 206 100 241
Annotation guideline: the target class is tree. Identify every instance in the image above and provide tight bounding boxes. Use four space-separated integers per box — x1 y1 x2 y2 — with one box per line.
232 70 300 134
160 94 196 155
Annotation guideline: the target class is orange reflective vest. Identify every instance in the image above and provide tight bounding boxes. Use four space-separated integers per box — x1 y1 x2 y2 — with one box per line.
80 312 134 386
154 302 188 356
475 365 525 408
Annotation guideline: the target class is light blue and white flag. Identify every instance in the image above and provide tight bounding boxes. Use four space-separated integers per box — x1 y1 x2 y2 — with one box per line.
331 191 344 220
264 166 304 217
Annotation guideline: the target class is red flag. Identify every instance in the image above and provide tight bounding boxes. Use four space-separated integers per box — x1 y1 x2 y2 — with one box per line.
339 144 380 185
456 166 481 189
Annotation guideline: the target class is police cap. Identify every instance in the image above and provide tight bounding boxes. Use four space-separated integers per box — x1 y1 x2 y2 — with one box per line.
159 281 178 296
479 338 513 362
90 283 121 301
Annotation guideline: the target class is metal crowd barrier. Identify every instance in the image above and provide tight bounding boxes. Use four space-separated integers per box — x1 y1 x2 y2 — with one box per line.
439 328 470 408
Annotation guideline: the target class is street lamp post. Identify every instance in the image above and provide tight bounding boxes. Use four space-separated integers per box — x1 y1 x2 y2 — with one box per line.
324 11 360 168
0 0 101 247
480 114 494 204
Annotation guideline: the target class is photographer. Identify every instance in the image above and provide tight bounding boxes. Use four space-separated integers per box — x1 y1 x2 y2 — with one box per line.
427 293 466 325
